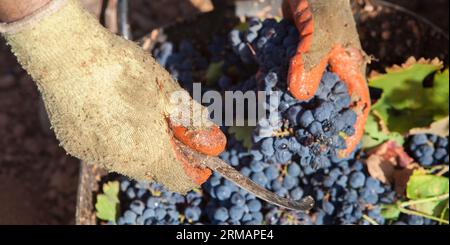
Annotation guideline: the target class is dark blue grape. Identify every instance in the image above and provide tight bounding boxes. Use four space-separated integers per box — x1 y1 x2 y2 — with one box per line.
349 171 366 188
299 110 315 128
231 192 246 207
313 102 334 122
123 210 137 225
287 163 301 177
229 206 245 221
290 187 304 200
251 172 268 187
130 200 145 215
260 138 275 157
247 199 262 212
213 207 229 222
185 206 201 222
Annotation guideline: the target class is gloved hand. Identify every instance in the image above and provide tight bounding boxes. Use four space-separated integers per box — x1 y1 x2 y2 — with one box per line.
0 0 226 194
282 0 371 157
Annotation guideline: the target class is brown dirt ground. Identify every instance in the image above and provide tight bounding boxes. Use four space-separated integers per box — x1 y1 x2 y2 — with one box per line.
0 0 448 225
0 40 79 225
388 0 448 32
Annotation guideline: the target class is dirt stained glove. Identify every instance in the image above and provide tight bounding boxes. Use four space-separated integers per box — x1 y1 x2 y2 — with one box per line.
0 0 227 194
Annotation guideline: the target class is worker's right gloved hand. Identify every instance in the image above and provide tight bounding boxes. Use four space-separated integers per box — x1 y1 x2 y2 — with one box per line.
0 0 226 194
282 0 371 157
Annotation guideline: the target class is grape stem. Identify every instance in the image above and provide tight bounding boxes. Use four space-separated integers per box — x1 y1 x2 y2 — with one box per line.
362 214 380 225
426 165 449 176
398 193 449 224
437 166 449 177
400 193 449 207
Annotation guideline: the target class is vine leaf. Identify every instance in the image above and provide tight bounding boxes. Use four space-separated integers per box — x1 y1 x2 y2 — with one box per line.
228 125 255 149
95 181 120 223
364 140 414 193
206 61 224 86
406 170 449 217
369 58 447 134
426 69 449 120
441 201 449 222
362 112 404 149
381 204 401 220
234 22 250 32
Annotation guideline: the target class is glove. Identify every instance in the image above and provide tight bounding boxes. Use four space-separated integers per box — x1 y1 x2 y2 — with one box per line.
0 0 226 194
282 0 371 157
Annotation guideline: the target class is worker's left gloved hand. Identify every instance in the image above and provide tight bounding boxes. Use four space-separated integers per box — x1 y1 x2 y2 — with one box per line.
282 0 371 157
0 0 226 194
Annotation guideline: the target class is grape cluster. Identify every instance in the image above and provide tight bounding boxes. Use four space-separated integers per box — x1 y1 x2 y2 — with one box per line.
216 18 382 225
252 72 355 168
156 40 209 92
405 134 449 166
229 18 263 65
202 137 265 225
204 173 265 225
261 151 397 225
236 18 357 169
105 17 441 225
116 178 204 225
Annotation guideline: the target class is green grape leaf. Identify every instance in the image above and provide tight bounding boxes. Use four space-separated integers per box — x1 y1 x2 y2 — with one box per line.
381 204 401 220
426 69 449 120
369 58 447 134
206 61 224 86
228 125 255 150
95 181 120 223
406 171 449 216
234 22 249 32
441 200 449 223
363 112 404 149
103 181 120 203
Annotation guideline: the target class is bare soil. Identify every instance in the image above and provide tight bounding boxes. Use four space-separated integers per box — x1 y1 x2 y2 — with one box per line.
0 40 79 225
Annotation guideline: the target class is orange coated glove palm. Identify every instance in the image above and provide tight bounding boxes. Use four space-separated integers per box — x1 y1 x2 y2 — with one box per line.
283 0 371 157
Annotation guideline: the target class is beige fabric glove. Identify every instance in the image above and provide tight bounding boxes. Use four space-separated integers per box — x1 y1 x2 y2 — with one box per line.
1 0 226 194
